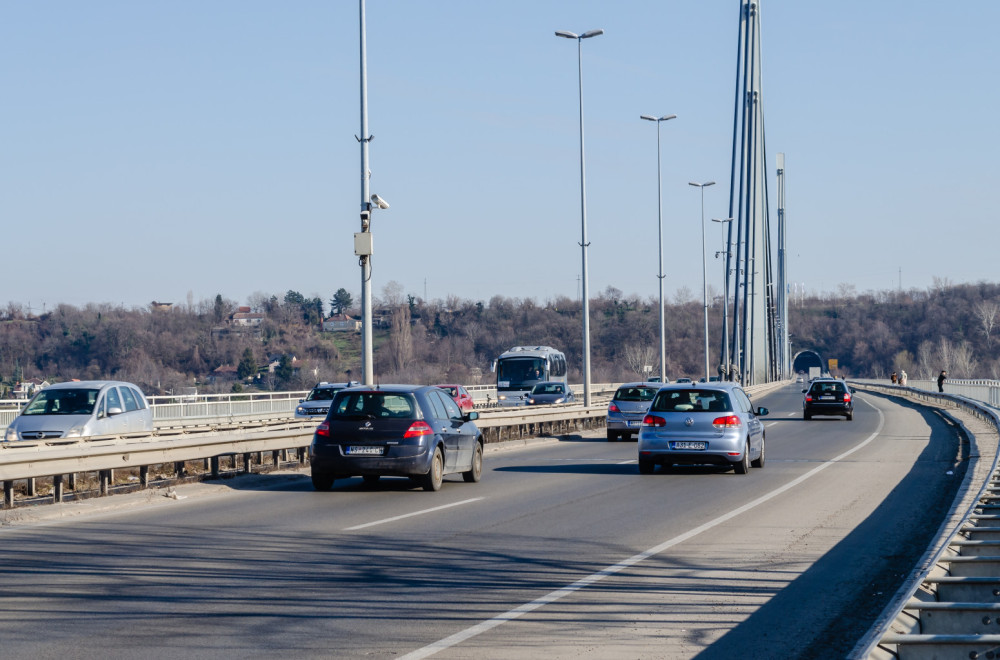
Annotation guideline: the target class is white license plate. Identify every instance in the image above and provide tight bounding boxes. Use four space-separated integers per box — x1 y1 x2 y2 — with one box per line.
626 420 641 428
820 396 835 400
671 441 707 450
346 446 384 456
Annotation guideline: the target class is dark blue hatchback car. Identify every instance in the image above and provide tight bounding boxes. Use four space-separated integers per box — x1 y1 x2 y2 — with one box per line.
309 385 483 492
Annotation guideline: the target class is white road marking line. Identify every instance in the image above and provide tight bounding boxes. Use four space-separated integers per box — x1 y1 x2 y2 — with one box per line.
398 404 886 660
344 498 484 531
765 421 779 427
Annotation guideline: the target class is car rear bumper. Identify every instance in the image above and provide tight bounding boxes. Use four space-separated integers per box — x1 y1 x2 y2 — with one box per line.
309 442 433 477
804 404 852 417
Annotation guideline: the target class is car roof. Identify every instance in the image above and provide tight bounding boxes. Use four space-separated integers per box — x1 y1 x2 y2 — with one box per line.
653 382 743 392
338 384 429 394
43 380 141 390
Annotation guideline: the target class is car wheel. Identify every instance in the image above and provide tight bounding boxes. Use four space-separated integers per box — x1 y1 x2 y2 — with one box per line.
311 470 335 491
362 475 380 486
607 430 618 442
421 446 444 491
638 457 655 475
846 411 854 421
734 442 750 475
803 412 811 420
463 442 483 483
751 437 765 468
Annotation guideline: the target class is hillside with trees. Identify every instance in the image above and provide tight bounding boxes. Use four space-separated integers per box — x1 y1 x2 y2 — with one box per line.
2 279 999 397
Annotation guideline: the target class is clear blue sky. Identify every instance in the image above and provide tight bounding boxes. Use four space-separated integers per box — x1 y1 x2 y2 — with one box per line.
3 1 998 312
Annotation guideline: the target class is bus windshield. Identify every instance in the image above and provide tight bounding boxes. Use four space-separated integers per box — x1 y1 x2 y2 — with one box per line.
497 358 545 390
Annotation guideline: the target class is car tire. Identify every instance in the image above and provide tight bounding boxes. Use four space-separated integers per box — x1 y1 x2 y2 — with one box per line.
846 411 854 421
734 442 750 474
362 475 380 486
638 457 655 475
463 442 483 483
751 437 765 468
311 470 335 491
803 412 811 420
607 430 618 442
421 446 444 492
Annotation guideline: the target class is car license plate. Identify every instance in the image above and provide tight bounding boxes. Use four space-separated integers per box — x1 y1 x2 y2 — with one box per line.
671 441 707 450
346 446 384 456
626 420 641 428
820 395 835 401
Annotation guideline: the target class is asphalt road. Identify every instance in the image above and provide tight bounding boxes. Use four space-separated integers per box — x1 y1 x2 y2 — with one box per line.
0 384 967 659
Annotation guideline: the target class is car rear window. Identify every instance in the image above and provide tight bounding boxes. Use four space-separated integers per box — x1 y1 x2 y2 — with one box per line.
810 382 845 394
614 386 659 402
330 392 416 419
650 389 733 413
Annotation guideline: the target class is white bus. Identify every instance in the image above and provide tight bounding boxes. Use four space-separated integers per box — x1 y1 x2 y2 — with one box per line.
494 346 568 407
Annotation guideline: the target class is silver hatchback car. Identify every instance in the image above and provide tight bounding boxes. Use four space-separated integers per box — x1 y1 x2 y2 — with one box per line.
637 382 768 475
3 380 153 441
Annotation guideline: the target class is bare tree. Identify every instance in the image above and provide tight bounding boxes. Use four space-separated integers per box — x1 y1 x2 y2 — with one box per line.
975 301 1000 349
623 343 657 379
951 340 978 378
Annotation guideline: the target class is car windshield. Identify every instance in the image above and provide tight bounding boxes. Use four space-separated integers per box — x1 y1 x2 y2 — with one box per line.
330 392 416 419
615 386 658 402
531 383 563 395
22 388 100 416
650 389 733 413
439 386 458 397
306 387 341 401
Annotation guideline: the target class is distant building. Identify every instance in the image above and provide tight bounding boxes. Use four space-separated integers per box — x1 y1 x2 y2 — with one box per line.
13 378 50 398
323 314 362 332
231 307 265 327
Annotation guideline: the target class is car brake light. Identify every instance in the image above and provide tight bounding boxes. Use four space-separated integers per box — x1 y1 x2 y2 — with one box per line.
403 421 434 438
642 414 665 428
713 415 741 428
805 395 813 402
609 402 620 413
315 421 331 438
843 393 851 402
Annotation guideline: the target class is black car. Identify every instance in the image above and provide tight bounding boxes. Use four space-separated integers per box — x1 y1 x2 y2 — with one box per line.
309 385 483 491
526 381 575 406
803 379 853 420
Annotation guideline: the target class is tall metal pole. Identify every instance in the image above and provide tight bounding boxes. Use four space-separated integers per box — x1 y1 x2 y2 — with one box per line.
690 181 716 381
641 114 676 382
713 217 733 379
777 152 788 379
358 0 373 385
556 29 603 407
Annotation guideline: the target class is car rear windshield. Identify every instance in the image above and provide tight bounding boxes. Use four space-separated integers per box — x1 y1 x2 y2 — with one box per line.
650 389 733 413
329 392 417 419
614 386 659 402
809 382 845 395
23 388 100 416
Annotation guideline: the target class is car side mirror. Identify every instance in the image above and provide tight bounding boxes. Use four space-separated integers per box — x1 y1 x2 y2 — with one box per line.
757 407 769 416
107 406 124 416
298 398 305 403
466 411 479 421
801 389 807 394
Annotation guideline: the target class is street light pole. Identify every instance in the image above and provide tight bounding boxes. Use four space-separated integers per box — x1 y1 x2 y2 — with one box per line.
689 181 716 382
556 28 603 407
641 113 676 383
358 0 374 386
712 217 734 379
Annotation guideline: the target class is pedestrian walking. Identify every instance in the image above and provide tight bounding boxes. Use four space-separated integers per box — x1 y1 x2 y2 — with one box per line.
938 370 947 392
891 371 898 385
900 370 908 386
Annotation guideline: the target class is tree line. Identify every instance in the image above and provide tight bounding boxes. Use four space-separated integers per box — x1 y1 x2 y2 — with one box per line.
2 279 999 397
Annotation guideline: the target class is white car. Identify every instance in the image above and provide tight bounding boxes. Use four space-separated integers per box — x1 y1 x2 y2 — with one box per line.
4 380 153 441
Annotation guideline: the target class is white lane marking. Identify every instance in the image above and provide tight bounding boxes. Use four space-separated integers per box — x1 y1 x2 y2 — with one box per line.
344 498 484 531
787 412 797 417
398 403 886 660
766 422 780 427
617 459 636 465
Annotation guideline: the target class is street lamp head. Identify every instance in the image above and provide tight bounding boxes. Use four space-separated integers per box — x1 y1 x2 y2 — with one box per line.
556 29 603 40
689 181 716 188
580 29 605 39
712 217 734 224
641 114 677 123
555 30 578 39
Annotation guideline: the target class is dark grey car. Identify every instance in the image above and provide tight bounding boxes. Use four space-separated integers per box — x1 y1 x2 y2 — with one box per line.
309 385 483 492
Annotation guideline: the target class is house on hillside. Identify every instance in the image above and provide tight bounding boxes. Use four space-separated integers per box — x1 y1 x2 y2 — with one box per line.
231 307 265 327
13 378 50 398
323 314 362 332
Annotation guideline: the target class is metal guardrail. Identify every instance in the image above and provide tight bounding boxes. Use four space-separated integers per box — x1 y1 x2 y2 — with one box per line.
848 382 1000 658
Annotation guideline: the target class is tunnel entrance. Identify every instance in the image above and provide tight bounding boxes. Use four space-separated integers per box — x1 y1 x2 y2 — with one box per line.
792 350 824 375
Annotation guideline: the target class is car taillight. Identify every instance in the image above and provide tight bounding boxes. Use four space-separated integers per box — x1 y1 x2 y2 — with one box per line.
805 395 813 402
403 421 434 438
315 421 331 438
609 402 620 413
843 393 851 402
713 415 741 428
643 414 665 427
